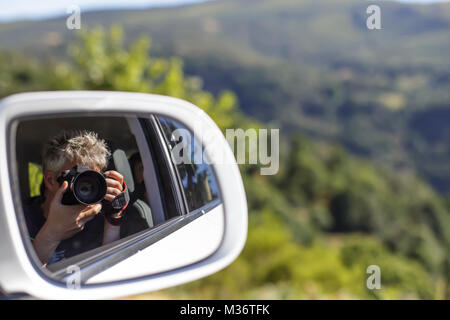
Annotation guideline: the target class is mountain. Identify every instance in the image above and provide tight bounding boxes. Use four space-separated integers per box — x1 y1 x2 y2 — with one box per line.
1 0 449 192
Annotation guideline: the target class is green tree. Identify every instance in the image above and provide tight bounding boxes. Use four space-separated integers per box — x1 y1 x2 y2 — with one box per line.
2 26 448 299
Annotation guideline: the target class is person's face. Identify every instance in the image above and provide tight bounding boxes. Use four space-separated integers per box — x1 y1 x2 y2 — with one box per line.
133 162 144 184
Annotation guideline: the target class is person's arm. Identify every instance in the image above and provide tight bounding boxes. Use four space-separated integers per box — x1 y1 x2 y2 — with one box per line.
34 182 102 266
102 170 127 245
33 224 61 267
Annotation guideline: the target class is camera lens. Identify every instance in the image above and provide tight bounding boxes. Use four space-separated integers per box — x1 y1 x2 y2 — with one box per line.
73 170 107 205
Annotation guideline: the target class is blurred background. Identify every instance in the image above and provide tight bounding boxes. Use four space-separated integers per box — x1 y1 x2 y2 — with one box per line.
1 0 449 299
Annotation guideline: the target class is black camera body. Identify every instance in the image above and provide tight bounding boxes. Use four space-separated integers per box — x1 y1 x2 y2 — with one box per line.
57 165 108 206
57 164 130 226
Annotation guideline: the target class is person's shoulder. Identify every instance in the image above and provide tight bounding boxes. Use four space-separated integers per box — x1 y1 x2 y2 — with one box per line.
23 196 45 239
23 195 44 213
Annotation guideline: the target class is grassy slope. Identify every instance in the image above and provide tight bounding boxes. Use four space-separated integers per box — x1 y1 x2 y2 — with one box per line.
2 0 450 66
1 0 449 191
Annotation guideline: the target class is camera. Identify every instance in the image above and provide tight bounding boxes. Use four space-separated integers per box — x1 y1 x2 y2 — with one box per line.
57 164 107 206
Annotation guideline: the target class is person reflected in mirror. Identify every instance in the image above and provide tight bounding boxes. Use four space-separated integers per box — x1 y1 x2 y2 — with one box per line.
129 152 149 204
24 130 128 267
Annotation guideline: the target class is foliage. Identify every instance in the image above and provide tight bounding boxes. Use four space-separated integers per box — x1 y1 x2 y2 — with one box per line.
163 215 436 299
2 0 450 191
1 26 449 299
28 163 43 198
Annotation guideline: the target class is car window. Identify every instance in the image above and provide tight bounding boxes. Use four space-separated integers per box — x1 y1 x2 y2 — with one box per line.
157 116 220 212
15 115 158 265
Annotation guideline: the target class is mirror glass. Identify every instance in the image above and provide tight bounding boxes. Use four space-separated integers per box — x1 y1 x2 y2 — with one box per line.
11 112 224 285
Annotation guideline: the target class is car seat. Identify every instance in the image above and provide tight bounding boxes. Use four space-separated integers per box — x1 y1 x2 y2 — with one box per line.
109 149 154 237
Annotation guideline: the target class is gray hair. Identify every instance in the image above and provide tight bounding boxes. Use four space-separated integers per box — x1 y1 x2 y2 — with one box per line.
42 130 111 174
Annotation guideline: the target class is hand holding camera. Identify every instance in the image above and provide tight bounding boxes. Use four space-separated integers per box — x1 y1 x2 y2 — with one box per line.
41 181 102 243
33 166 128 265
56 165 129 226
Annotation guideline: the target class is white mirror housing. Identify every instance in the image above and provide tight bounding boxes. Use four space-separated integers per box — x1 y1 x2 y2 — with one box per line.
0 91 248 299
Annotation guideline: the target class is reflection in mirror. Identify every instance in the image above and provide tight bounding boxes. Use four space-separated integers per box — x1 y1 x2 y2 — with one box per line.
12 113 223 284
157 116 220 212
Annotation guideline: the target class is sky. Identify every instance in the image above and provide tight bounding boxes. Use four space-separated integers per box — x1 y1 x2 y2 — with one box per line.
0 0 449 22
0 0 209 22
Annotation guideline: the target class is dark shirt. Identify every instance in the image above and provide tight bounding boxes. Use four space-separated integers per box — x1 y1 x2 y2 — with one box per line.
23 196 105 264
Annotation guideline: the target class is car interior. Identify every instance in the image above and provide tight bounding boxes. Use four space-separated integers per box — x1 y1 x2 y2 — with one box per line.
14 114 163 258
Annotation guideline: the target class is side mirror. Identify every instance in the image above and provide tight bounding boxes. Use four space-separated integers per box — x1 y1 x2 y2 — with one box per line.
0 91 248 299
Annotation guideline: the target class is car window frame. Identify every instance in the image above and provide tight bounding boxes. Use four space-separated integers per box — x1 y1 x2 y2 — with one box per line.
154 115 222 215
140 116 188 218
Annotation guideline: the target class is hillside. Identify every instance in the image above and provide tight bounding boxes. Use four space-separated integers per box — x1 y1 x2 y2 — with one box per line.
0 0 449 192
0 17 449 299
2 0 450 66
